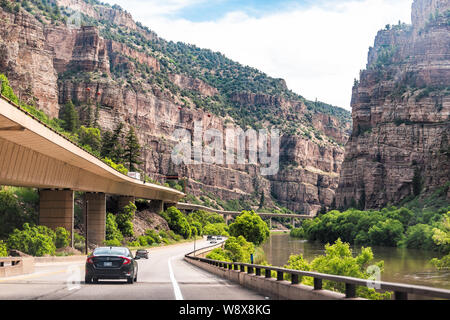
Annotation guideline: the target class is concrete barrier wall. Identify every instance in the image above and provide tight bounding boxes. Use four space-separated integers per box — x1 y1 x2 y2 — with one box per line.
34 255 87 264
0 257 34 278
185 257 363 300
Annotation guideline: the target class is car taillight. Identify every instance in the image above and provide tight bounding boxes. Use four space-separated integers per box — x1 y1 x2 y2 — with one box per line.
87 256 95 264
121 257 131 265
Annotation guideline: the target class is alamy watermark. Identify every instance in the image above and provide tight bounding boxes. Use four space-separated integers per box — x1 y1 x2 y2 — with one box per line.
171 121 280 176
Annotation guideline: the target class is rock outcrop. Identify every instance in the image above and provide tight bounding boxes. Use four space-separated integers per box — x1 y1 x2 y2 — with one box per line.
336 0 450 209
0 0 351 215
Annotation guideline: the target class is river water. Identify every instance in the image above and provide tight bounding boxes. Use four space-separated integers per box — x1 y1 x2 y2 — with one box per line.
261 233 450 296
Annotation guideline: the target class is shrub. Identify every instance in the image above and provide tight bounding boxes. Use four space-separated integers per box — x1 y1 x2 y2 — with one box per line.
0 240 7 257
103 239 122 247
116 202 136 237
162 207 191 239
0 187 38 239
73 233 85 252
105 213 123 242
7 223 56 256
55 227 71 249
285 239 391 300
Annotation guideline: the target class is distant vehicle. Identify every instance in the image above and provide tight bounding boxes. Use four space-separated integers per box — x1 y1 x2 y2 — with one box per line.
135 249 149 259
127 172 141 180
216 236 222 241
207 235 214 241
85 247 138 284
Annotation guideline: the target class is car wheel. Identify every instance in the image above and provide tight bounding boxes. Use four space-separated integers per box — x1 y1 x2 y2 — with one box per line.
127 276 134 284
85 276 92 284
93 278 99 284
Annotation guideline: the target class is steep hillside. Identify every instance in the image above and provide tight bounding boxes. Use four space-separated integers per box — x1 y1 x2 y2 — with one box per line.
336 0 450 210
0 0 352 215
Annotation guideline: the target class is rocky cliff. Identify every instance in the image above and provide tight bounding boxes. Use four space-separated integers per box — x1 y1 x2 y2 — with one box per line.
0 0 351 215
336 0 450 209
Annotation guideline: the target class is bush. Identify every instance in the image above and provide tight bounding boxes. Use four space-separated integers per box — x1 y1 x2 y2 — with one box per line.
105 213 123 242
0 240 7 257
103 239 122 247
55 227 71 249
116 202 136 237
73 233 85 252
0 187 38 239
162 207 191 239
285 239 391 300
229 210 270 245
290 228 305 238
7 223 56 256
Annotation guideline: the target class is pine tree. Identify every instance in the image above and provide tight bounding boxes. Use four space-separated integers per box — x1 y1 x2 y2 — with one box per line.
101 122 125 163
124 126 142 172
60 100 79 133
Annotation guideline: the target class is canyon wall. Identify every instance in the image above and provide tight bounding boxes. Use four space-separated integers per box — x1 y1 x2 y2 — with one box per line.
336 0 450 209
0 1 350 215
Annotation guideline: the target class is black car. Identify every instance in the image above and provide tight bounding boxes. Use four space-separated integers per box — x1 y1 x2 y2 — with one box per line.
85 247 139 284
135 249 149 259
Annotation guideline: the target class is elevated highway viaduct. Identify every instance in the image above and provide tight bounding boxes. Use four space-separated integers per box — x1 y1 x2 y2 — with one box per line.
0 95 185 245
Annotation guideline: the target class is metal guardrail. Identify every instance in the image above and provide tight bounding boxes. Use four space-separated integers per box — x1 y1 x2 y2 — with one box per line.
185 253 450 300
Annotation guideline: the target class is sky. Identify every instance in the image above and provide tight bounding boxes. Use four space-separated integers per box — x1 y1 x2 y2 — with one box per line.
103 0 413 110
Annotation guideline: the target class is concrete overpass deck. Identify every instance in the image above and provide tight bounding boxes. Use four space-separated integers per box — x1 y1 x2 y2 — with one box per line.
0 95 184 202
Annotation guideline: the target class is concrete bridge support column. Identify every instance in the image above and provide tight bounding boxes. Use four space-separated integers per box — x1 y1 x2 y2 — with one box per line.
292 218 295 228
118 196 135 211
86 193 106 245
39 189 74 246
149 200 164 213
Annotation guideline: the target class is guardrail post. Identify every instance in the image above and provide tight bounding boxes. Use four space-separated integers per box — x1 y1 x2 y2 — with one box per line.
265 268 271 278
255 267 261 276
277 271 284 281
314 278 323 290
345 283 356 299
394 291 408 300
291 274 299 285
0 262 3 267
248 266 254 274
240 264 245 272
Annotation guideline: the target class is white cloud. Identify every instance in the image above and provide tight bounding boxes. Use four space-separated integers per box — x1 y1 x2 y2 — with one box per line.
105 0 413 110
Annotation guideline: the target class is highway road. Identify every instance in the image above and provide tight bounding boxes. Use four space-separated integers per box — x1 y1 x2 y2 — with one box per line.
0 238 267 300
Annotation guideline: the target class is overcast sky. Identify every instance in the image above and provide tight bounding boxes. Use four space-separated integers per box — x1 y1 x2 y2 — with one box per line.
103 0 413 110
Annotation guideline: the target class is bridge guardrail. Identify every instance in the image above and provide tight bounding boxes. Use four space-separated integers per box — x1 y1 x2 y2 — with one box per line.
185 252 450 300
0 257 34 278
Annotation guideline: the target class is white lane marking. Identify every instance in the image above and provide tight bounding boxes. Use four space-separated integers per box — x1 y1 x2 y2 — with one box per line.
168 257 184 300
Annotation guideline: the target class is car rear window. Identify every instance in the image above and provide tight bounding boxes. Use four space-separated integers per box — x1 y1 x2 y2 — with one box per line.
93 247 129 256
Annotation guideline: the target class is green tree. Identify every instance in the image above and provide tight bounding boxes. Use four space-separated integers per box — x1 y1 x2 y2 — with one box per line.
60 100 79 133
78 126 102 154
368 219 404 247
124 126 142 172
229 210 270 245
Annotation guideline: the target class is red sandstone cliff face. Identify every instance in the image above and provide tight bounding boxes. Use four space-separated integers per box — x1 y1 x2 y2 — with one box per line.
336 0 450 209
0 2 349 215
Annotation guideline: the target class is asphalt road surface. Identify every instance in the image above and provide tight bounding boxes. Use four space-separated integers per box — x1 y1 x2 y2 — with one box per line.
0 238 267 300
